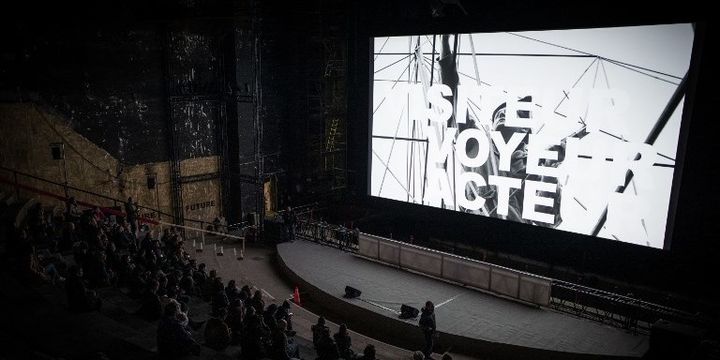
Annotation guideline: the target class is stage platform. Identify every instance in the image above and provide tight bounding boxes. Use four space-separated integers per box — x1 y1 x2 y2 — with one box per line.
277 240 649 360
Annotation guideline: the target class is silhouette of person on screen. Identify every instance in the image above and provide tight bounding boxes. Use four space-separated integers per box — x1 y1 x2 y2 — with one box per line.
435 33 567 227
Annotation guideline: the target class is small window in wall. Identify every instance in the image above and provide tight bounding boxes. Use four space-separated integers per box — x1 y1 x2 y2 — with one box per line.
50 143 64 160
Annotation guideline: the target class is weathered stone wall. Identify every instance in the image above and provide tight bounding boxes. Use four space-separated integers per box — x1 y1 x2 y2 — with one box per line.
0 103 220 225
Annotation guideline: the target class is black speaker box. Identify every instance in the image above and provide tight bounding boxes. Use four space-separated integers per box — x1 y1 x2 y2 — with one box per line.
400 304 419 319
344 286 362 299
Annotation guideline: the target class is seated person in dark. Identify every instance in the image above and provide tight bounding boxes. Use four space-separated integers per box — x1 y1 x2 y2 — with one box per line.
270 319 300 360
358 344 376 360
316 327 340 360
276 300 294 332
212 283 230 317
249 289 266 314
84 249 110 288
311 316 329 350
242 306 269 359
193 263 208 293
226 298 245 345
136 279 162 321
180 270 196 297
59 222 78 252
157 301 200 359
66 197 81 222
65 265 101 312
204 306 231 351
225 279 240 301
333 324 353 360
264 303 279 332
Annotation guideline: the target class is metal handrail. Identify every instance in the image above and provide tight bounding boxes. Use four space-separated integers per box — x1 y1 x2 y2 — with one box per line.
552 279 695 318
0 165 212 230
295 218 357 250
550 280 701 330
0 166 252 258
156 220 250 256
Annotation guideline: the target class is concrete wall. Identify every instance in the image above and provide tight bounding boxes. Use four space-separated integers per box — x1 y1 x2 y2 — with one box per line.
358 232 552 307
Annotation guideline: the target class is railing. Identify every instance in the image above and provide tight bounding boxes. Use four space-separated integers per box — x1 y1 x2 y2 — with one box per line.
156 220 249 256
291 220 704 335
0 165 250 244
295 218 358 251
550 279 700 334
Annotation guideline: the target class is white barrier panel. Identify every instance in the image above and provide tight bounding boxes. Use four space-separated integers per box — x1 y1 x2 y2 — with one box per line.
400 246 443 277
518 275 552 306
378 241 401 265
358 234 379 259
490 268 520 299
442 256 491 290
355 233 552 307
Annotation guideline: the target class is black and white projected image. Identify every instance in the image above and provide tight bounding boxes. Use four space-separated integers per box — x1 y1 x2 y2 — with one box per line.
370 24 695 249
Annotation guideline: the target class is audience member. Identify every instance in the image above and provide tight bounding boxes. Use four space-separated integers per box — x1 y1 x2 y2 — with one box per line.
180 269 196 296
270 319 299 360
358 344 376 360
225 279 240 301
226 298 245 345
66 197 81 222
204 306 231 351
316 327 340 360
312 316 329 350
136 279 162 321
65 265 101 312
124 197 138 236
157 301 200 359
249 289 265 314
9 198 397 360
276 300 294 332
242 306 268 359
264 303 279 332
334 323 353 360
212 279 230 317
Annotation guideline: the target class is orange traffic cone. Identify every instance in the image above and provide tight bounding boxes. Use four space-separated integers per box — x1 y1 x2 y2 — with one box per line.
293 286 301 306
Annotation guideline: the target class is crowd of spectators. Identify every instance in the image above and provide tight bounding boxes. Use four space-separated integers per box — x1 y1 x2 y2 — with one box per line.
5 197 423 360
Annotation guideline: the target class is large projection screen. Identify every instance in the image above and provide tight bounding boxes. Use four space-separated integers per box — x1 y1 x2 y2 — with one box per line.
369 24 695 249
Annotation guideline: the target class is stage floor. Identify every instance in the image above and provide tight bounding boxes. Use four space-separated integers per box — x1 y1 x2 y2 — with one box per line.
278 240 649 358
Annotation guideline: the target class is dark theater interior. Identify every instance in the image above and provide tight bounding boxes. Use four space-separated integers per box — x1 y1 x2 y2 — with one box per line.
1 0 718 359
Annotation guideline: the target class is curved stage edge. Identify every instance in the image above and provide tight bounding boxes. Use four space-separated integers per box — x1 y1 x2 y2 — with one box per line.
277 240 648 360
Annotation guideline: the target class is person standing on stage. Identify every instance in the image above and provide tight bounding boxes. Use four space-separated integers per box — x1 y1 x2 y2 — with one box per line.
282 206 296 242
419 300 436 359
